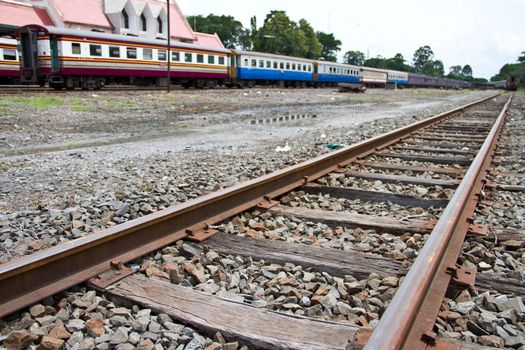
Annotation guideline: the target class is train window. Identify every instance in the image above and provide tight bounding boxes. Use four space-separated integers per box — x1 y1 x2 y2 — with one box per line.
143 48 153 60
126 47 137 59
259 60 264 68
280 62 284 69
273 61 278 69
218 56 225 65
208 55 215 64
292 63 296 70
158 50 166 61
196 54 204 63
172 51 180 61
251 59 256 67
286 62 290 70
185 53 192 62
109 46 120 58
90 44 102 56
303 65 307 71
3 49 16 60
308 65 312 72
266 60 271 68
71 43 81 55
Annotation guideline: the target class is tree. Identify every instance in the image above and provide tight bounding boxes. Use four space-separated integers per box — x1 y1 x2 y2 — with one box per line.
449 65 463 75
298 19 322 59
316 32 341 62
462 65 473 79
383 53 410 71
413 45 434 72
420 60 443 77
343 50 365 65
518 51 525 63
364 56 385 68
251 11 322 58
186 14 250 49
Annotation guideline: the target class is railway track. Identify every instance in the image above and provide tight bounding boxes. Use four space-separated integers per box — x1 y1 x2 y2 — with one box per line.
1 93 523 350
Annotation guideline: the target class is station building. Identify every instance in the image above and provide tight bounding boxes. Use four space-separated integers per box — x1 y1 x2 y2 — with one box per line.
0 0 223 47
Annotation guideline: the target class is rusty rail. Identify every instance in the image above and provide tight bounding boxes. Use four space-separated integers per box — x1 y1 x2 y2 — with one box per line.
0 94 498 319
363 93 513 350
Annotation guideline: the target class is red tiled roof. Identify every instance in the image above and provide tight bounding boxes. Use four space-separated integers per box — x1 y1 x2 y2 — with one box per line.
49 0 112 28
153 0 195 41
0 0 54 27
195 32 224 49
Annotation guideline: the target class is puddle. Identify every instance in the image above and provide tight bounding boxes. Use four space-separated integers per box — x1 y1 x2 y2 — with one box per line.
249 113 317 125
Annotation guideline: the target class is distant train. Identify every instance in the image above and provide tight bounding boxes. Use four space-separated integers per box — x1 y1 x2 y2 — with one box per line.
11 24 472 90
473 76 519 91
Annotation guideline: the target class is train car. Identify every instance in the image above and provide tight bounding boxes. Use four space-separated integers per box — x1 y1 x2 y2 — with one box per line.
361 67 387 87
386 70 408 86
317 61 360 86
17 25 231 89
506 76 519 91
0 37 20 84
231 51 314 87
408 73 443 88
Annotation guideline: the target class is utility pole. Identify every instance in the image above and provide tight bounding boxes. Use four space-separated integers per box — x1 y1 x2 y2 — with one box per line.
166 0 171 92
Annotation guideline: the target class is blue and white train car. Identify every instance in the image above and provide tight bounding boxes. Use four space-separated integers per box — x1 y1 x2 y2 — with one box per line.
317 61 360 85
233 51 313 86
386 70 408 86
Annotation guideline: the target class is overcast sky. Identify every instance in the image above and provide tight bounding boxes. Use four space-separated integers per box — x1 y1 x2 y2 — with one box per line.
177 0 525 79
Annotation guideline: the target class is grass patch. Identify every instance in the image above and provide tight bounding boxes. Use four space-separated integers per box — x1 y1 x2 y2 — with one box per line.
0 96 64 108
65 140 78 149
71 106 90 111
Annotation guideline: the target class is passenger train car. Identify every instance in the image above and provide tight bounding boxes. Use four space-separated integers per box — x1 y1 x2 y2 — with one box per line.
18 25 230 89
232 51 313 87
15 24 472 90
361 67 388 87
0 37 20 84
387 70 409 86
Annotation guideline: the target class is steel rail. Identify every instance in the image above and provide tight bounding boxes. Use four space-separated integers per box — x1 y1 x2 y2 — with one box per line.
364 93 513 350
0 94 498 318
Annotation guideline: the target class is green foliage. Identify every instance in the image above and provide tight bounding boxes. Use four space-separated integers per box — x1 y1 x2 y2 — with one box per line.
419 60 444 77
251 11 323 58
364 56 385 69
462 65 473 78
412 45 434 71
189 11 336 59
343 50 365 66
472 77 488 83
360 53 411 72
382 54 411 72
316 32 341 62
490 51 525 87
187 14 251 49
519 51 525 63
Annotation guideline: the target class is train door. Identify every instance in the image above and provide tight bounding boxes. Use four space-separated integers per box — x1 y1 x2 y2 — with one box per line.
18 28 39 83
229 52 236 80
49 36 60 73
313 61 319 81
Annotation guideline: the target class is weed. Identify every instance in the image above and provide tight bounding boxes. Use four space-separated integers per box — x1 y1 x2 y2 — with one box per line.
65 140 78 149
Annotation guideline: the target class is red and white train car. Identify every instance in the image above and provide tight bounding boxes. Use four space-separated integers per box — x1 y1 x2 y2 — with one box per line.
0 38 20 84
18 25 231 89
360 66 387 87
